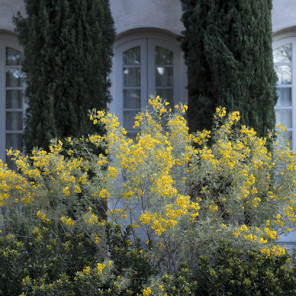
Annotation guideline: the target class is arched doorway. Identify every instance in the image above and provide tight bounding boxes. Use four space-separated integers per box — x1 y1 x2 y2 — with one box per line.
110 31 187 137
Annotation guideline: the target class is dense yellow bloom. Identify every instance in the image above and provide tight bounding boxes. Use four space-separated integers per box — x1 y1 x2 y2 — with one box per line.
66 218 75 226
63 186 70 196
97 263 106 273
36 210 47 221
60 216 75 226
143 287 152 296
82 266 91 275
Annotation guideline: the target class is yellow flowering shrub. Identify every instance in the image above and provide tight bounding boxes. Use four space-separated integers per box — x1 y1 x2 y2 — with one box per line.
88 96 296 265
1 95 296 280
1 139 107 253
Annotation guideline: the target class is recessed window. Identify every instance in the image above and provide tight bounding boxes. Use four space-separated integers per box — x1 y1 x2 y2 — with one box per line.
111 33 187 137
0 38 24 166
273 41 294 149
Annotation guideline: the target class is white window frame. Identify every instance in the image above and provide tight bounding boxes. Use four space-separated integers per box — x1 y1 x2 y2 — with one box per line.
273 33 296 247
0 34 24 163
110 31 187 129
273 34 296 150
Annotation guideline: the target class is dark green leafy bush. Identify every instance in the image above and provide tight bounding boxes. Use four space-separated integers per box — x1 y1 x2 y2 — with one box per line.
0 223 156 296
160 244 296 296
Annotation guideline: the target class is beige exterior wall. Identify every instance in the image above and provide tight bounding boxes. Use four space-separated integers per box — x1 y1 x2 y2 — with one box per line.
1 0 296 38
109 0 184 36
0 0 184 36
272 0 296 35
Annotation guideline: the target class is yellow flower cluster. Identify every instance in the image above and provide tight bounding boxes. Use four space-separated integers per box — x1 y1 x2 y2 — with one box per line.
75 261 111 282
142 287 152 296
82 266 91 275
36 210 47 221
61 216 75 226
89 96 201 237
261 245 286 257
97 263 106 273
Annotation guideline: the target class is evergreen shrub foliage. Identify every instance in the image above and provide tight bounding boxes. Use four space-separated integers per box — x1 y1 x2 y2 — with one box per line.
161 242 296 296
197 247 296 296
180 0 277 137
1 96 296 294
13 0 115 152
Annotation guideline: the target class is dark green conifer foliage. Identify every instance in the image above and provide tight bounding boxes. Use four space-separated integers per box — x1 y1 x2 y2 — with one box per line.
180 0 277 137
14 0 115 151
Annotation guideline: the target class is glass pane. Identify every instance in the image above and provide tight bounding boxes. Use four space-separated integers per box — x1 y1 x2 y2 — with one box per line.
6 90 23 109
276 88 292 107
6 134 23 169
123 89 141 109
123 67 140 87
156 88 174 105
277 131 292 149
275 65 292 85
273 44 292 63
6 68 23 87
126 132 137 142
5 156 17 170
155 46 173 65
6 112 23 130
6 134 23 150
123 111 139 131
156 67 173 87
123 47 140 65
275 109 292 128
6 47 22 66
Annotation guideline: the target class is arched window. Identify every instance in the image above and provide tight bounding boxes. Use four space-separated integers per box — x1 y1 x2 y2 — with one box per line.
273 37 296 149
273 35 296 248
110 32 187 137
0 36 24 165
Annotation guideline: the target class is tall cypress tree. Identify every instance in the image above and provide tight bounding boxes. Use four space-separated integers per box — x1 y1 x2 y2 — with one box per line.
180 0 277 137
14 0 115 151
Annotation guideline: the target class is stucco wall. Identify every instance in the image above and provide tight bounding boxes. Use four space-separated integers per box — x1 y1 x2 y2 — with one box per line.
109 0 184 36
272 0 296 35
2 0 296 38
0 0 25 34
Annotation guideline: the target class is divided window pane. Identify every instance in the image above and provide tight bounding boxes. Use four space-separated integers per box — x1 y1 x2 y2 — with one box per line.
123 111 139 131
6 68 23 87
123 68 140 87
276 88 292 107
6 112 23 131
6 134 23 151
6 47 22 66
155 46 173 65
273 44 292 63
123 47 140 65
4 47 24 166
156 88 174 105
123 89 141 109
121 44 175 135
6 90 23 109
275 109 292 128
156 67 173 87
273 43 295 150
275 65 292 85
